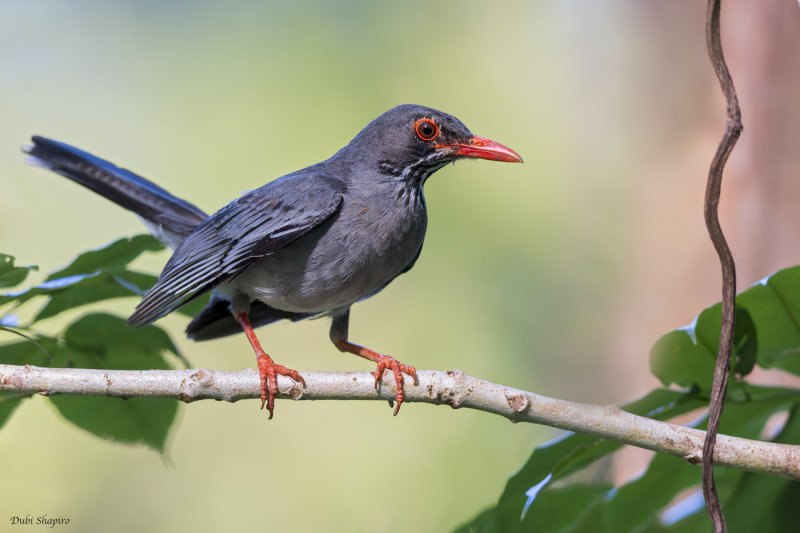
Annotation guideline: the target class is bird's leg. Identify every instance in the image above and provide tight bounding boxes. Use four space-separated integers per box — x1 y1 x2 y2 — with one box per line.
233 302 305 419
329 309 418 415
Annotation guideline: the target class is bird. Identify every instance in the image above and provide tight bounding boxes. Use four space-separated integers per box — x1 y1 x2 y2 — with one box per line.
22 104 522 417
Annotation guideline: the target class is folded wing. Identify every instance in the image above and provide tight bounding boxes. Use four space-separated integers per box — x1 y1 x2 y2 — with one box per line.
128 173 345 325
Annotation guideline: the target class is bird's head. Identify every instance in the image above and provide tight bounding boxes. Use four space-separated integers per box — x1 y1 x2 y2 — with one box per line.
340 104 522 184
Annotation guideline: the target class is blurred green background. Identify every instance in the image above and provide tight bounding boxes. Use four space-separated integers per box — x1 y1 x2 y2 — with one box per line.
4 1 798 531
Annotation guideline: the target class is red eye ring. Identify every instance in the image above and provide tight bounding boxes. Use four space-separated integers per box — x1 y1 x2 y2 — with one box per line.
414 118 439 141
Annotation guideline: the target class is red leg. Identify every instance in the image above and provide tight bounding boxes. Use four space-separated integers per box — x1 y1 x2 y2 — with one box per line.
333 338 418 416
235 312 305 419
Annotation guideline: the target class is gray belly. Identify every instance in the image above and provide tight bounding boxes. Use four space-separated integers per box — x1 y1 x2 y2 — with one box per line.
223 199 427 313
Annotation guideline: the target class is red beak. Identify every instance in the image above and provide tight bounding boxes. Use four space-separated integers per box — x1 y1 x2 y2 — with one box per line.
438 136 523 163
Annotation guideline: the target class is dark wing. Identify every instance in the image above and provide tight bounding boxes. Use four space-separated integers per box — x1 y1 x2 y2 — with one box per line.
185 296 314 341
128 172 345 326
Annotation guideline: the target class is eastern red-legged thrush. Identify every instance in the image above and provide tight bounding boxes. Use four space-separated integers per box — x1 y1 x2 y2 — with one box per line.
23 104 522 416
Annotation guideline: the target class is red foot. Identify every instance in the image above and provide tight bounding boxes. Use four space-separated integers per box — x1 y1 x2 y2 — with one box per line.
257 352 305 419
373 355 418 416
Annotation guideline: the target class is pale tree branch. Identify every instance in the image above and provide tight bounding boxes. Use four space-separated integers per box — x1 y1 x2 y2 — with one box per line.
2 363 799 481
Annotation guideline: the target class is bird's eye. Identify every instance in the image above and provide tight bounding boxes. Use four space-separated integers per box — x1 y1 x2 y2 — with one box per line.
414 118 439 141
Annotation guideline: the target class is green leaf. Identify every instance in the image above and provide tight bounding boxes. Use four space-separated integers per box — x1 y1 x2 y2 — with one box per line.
603 386 798 532
656 400 800 532
732 308 758 377
651 265 800 388
455 482 611 533
604 453 699 532
45 234 163 280
456 389 708 533
0 392 25 429
45 313 178 452
507 389 706 495
0 337 54 367
608 387 800 531
521 484 611 532
559 496 608 533
0 254 37 288
456 382 800 533
33 270 157 322
64 312 178 360
2 236 209 327
649 329 714 389
749 268 800 375
723 406 800 533
650 305 759 390
1 235 163 316
48 383 177 453
458 260 800 533
1 240 182 449
1 269 156 322
541 388 710 486
719 385 800 437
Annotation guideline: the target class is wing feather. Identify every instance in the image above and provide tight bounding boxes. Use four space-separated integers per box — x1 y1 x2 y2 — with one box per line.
128 173 345 325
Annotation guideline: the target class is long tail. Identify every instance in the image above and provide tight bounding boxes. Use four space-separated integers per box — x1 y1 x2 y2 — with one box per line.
23 136 208 248
22 135 310 340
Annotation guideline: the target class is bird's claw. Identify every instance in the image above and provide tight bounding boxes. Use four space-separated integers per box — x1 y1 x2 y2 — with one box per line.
373 355 417 416
257 353 305 419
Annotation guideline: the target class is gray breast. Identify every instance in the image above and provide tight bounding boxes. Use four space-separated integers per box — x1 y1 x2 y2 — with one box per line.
226 183 427 313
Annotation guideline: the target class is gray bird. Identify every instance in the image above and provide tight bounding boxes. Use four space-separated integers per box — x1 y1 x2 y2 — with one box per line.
23 104 522 416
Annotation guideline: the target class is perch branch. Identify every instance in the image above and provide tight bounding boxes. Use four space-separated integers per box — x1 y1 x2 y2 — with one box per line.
703 0 743 531
2 363 799 481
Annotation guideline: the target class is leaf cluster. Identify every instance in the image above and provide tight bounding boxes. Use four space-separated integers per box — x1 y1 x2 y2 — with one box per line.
3 238 800 529
458 269 800 532
0 236 206 452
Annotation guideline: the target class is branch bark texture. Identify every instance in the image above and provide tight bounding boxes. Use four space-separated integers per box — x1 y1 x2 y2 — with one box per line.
703 0 743 531
2 363 799 481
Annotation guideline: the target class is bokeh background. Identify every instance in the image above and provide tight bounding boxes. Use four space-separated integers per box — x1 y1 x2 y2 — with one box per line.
2 1 800 531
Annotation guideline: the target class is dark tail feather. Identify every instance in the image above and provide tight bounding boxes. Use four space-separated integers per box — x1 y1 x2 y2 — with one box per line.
23 136 208 247
186 296 314 341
